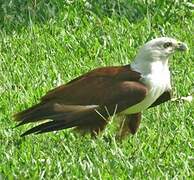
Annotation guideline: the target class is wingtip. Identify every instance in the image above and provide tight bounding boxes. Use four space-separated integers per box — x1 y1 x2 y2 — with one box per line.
20 133 25 137
12 112 26 129
12 113 19 121
14 122 25 128
20 131 32 137
13 111 24 122
20 130 44 137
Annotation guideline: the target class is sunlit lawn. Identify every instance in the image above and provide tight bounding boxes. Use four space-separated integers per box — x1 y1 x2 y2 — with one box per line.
0 1 193 179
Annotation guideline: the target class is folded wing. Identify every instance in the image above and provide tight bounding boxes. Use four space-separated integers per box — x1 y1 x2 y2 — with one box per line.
14 66 148 136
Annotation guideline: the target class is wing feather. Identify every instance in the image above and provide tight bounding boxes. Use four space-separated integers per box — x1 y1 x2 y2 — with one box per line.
14 65 148 136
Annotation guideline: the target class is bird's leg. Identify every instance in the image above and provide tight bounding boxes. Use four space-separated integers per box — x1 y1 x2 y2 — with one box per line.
117 113 141 139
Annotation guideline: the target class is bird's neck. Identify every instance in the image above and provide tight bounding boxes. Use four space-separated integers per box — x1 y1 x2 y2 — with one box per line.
131 57 171 92
131 57 169 76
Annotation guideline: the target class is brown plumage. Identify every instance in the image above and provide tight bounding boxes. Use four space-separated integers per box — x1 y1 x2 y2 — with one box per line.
15 66 144 135
14 37 187 138
14 65 170 137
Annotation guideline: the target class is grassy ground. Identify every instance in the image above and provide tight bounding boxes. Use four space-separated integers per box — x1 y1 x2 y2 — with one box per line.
0 0 194 179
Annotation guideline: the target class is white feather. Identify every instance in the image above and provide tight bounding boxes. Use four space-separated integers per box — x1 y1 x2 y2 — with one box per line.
123 61 171 114
122 37 176 114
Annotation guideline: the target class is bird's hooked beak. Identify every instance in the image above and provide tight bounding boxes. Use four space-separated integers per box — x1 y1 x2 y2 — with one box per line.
176 42 188 51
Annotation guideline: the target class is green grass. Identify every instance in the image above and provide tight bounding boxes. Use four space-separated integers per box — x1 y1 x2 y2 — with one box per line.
0 0 194 179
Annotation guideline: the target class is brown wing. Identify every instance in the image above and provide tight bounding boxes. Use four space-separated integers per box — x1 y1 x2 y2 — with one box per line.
149 90 171 108
41 65 141 104
14 65 148 136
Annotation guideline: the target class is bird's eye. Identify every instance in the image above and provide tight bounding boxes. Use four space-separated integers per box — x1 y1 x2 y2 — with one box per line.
163 42 173 48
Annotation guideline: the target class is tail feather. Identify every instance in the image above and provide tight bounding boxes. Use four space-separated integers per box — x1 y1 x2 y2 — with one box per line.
14 102 98 126
14 102 54 123
15 111 71 128
21 118 85 137
15 103 103 136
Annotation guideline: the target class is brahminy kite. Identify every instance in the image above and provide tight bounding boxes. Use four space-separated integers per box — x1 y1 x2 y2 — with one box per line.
14 37 188 138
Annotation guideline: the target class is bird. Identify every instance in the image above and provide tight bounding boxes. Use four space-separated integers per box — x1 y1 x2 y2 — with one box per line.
14 37 188 138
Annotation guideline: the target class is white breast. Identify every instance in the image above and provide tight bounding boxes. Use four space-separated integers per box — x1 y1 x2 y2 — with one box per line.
122 63 171 114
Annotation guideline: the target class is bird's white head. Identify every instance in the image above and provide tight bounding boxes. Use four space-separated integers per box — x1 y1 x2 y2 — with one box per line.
131 37 188 74
136 37 187 61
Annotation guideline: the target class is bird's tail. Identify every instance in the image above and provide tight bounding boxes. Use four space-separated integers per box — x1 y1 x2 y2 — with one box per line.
14 102 54 125
14 102 107 136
